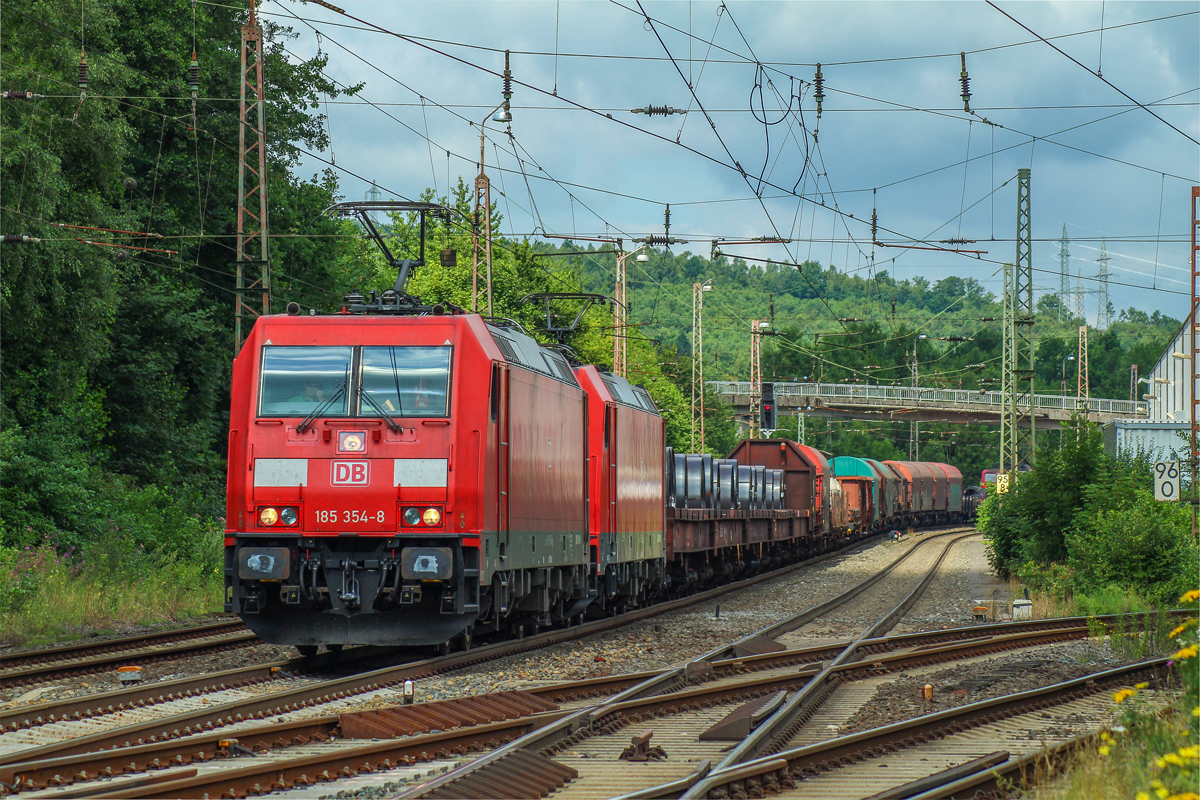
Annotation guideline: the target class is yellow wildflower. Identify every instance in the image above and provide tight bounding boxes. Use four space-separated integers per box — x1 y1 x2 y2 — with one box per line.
1174 645 1199 660
1179 745 1199 761
1155 787 1169 800
1136 793 1150 800
1157 757 1168 768
1114 688 1137 703
1166 794 1200 800
1098 744 1111 756
1169 621 1193 638
1164 753 1185 766
1136 682 1149 689
1101 731 1114 742
1181 589 1200 603
1194 706 1199 717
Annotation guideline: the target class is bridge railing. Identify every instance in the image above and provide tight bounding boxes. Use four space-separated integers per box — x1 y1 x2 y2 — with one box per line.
707 381 1147 417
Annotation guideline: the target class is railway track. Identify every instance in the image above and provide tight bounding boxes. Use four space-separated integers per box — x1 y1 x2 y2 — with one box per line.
673 659 1171 800
0 622 254 690
400 532 977 800
5 527 1168 800
0 525 957 738
0 612 1120 796
0 529 973 795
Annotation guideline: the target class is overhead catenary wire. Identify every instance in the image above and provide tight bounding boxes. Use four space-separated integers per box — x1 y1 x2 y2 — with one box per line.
986 1 1199 147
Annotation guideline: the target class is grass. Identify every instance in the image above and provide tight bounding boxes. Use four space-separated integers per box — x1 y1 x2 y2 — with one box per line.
1009 577 1161 620
1028 591 1200 800
0 541 224 647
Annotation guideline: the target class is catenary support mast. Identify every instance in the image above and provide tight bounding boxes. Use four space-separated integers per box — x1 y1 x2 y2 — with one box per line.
234 3 269 354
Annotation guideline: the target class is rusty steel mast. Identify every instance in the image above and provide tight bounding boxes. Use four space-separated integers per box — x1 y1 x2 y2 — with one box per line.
234 3 269 354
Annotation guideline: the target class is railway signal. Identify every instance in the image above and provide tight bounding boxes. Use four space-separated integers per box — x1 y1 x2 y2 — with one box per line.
761 382 776 431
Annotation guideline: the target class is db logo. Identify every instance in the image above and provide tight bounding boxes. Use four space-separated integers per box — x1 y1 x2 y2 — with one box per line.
331 461 370 486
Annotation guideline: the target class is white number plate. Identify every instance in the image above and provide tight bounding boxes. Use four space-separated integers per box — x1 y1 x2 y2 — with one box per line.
314 509 387 524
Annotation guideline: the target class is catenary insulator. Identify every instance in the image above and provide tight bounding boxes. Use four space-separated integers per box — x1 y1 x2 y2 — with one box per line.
4 90 45 100
813 63 825 116
871 208 877 241
664 204 671 237
77 51 88 90
187 52 200 98
3 234 41 244
502 50 512 100
959 52 971 113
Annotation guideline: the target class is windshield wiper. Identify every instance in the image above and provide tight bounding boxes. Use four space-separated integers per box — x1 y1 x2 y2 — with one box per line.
296 381 347 434
358 387 403 433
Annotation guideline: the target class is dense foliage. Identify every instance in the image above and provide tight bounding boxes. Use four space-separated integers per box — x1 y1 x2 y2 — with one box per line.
1 0 353 607
978 419 1197 608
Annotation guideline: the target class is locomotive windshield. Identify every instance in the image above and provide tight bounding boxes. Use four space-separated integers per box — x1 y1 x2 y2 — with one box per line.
259 346 353 417
361 346 451 417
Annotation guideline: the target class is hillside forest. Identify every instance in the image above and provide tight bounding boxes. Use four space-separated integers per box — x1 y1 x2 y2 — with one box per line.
0 1 1183 636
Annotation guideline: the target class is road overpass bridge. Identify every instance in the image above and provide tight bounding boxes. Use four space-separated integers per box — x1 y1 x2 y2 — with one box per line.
709 381 1147 429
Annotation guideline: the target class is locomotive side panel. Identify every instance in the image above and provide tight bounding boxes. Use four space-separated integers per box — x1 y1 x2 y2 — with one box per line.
615 400 665 563
504 366 588 568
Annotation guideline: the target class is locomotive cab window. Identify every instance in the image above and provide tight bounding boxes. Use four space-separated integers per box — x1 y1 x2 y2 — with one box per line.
361 346 452 417
259 346 353 417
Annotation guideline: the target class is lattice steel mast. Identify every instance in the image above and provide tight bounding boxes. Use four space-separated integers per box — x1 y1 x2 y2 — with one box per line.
1058 224 1070 322
1097 238 1113 330
613 240 628 378
1000 262 1017 473
1013 168 1036 465
234 3 269 354
749 319 762 437
691 281 709 451
1077 325 1089 402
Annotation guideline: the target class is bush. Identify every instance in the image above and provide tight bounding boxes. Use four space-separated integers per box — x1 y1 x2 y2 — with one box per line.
1068 490 1196 607
982 417 1199 612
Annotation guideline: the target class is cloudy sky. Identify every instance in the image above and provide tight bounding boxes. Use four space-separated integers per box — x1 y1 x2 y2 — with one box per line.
265 0 1199 323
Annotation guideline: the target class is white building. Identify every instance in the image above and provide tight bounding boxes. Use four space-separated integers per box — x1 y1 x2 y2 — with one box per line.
1104 312 1192 460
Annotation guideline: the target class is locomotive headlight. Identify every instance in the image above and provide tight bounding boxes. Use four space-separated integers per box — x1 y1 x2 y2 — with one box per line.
403 507 421 526
259 507 280 526
422 507 442 526
280 507 299 526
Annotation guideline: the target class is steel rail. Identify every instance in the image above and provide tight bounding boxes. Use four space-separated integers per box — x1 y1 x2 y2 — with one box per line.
78 715 567 799
0 615 1109 795
692 531 977 783
7 605 1150 735
0 621 246 671
0 525 970 736
902 732 1099 800
0 645 404 732
395 530 976 800
0 632 262 691
679 659 1170 800
0 526 940 770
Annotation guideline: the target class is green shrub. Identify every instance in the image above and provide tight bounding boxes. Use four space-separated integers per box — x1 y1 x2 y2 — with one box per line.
1068 490 1195 607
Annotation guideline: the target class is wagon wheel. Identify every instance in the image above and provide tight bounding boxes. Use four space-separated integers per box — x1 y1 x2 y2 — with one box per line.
455 624 474 652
